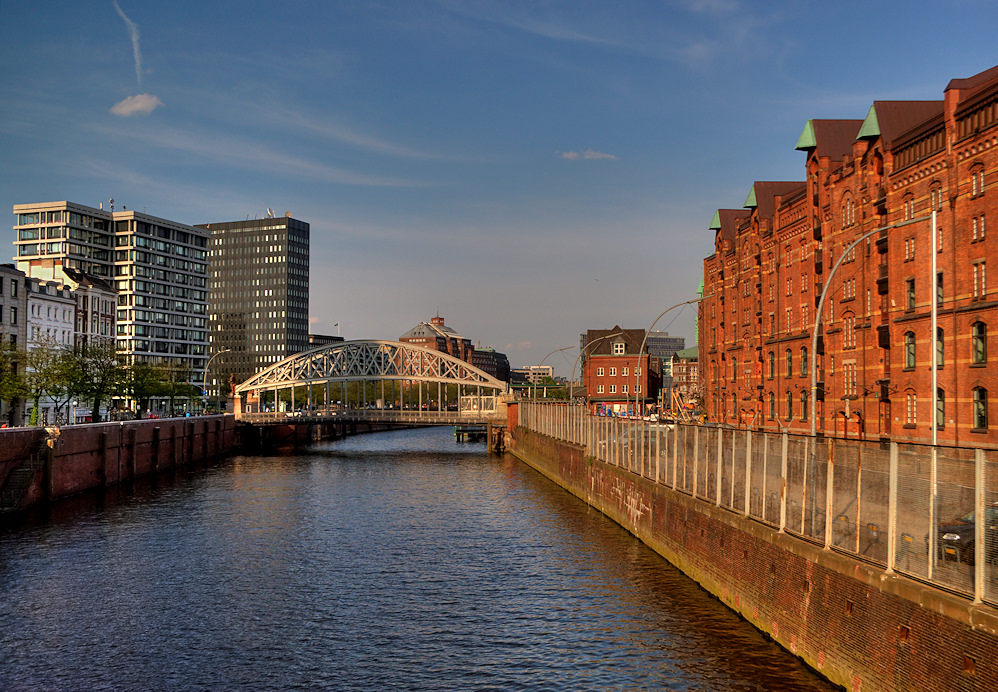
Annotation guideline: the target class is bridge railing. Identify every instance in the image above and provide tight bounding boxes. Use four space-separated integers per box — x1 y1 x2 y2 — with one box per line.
237 408 503 425
518 401 998 607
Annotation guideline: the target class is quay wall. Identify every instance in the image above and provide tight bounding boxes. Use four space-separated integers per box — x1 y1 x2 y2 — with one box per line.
0 416 237 509
509 424 998 692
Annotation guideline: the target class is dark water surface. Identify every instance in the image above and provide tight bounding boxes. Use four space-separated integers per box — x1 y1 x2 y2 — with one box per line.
0 427 837 691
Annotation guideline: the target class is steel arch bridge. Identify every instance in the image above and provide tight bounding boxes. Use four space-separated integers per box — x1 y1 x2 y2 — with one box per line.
233 340 509 426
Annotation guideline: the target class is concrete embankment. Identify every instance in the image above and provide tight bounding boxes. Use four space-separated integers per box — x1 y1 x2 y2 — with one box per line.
509 425 998 692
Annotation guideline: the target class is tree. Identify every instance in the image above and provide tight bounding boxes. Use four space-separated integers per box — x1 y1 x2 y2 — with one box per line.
127 361 168 419
22 336 75 426
67 342 127 424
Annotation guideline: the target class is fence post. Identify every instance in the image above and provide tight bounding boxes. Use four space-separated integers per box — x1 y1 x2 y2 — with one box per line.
666 423 684 490
885 441 898 573
824 437 834 549
928 447 937 580
744 429 752 517
715 427 723 507
692 426 699 496
975 448 985 604
655 423 661 484
779 432 789 533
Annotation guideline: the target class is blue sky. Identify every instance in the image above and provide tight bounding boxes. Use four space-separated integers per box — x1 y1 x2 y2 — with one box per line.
2 1 997 376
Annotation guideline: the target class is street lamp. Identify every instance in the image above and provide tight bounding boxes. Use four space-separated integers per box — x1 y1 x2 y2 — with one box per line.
634 296 713 420
807 213 933 533
202 348 231 414
532 346 573 399
569 331 624 403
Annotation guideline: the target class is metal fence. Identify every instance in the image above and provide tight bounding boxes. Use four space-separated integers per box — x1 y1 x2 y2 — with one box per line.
518 402 998 606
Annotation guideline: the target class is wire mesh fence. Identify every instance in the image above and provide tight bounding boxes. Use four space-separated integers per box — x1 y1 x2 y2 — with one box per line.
517 402 998 605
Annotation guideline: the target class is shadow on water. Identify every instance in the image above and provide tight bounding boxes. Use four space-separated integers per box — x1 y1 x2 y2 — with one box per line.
0 426 839 691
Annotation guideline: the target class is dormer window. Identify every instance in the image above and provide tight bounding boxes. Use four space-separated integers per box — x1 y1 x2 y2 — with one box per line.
612 341 625 355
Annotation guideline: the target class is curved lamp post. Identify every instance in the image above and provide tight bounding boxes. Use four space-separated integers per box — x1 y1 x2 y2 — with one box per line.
633 296 713 419
807 213 932 541
569 331 624 403
202 348 231 413
532 346 573 399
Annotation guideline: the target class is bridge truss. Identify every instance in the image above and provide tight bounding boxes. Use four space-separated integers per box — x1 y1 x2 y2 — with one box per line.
233 340 509 425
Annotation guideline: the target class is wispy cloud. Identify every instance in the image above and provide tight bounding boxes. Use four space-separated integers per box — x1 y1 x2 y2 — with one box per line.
559 149 618 161
110 93 163 116
113 1 143 86
90 123 427 188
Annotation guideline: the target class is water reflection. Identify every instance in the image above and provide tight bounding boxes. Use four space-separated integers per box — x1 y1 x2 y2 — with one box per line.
0 427 836 690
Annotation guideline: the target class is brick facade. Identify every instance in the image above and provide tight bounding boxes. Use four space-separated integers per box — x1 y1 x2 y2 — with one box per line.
700 65 998 446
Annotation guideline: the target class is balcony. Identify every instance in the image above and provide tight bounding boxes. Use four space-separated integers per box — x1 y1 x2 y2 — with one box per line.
813 222 822 241
814 248 823 274
875 227 889 254
877 324 890 349
876 263 889 295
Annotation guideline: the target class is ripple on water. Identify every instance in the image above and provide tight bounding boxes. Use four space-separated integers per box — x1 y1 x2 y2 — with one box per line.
0 427 836 691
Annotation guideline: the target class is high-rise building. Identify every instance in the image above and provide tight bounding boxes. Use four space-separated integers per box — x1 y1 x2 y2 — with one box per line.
197 214 310 393
12 201 209 383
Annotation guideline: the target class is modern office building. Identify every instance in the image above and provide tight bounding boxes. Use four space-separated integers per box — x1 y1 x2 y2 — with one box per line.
198 214 310 393
12 201 209 384
472 346 511 382
645 330 686 377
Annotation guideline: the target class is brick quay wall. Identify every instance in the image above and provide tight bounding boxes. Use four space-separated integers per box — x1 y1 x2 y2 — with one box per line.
0 416 237 510
0 417 414 513
509 424 998 692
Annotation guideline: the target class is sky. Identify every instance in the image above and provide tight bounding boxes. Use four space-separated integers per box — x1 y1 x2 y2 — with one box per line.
2 1 998 377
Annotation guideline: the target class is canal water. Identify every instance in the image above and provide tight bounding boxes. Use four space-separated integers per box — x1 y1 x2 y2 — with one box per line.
0 427 837 691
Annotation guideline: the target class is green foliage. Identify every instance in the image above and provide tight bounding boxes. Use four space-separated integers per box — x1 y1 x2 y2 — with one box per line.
66 342 128 424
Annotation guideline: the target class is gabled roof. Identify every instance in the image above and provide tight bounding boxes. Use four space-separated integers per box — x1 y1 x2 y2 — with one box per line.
710 208 751 247
744 181 805 220
673 346 698 361
948 65 998 116
947 64 998 96
585 326 645 356
857 101 944 146
399 321 463 341
795 119 864 158
62 267 116 293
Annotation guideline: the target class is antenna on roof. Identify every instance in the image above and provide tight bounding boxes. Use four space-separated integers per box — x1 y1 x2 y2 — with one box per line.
266 208 275 218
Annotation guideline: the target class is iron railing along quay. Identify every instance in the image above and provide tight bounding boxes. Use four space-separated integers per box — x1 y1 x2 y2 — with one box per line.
519 401 998 607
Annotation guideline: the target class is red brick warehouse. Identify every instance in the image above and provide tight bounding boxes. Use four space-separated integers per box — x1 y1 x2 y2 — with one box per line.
699 65 998 447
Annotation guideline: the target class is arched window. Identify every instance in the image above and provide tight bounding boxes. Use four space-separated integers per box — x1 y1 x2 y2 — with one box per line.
732 358 737 383
972 322 987 364
800 391 809 422
785 390 793 421
768 392 775 420
800 347 808 376
785 349 793 378
768 351 775 379
973 387 988 430
904 332 916 369
936 327 944 367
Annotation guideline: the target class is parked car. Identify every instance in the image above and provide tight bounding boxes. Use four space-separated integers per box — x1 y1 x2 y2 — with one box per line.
937 503 998 565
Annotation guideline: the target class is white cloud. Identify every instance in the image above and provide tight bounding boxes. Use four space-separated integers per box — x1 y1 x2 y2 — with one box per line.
110 93 163 116
559 149 618 161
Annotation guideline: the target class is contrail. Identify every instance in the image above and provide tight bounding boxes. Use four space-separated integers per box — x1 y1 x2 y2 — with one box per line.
113 1 142 86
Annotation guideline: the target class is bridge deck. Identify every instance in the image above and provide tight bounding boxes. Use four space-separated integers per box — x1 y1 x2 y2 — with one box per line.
237 410 506 427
